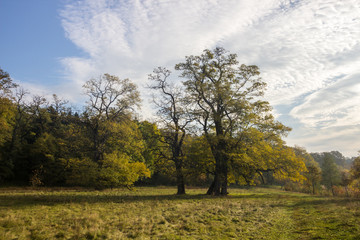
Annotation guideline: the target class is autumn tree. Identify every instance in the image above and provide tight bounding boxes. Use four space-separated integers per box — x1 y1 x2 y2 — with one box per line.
175 47 292 195
0 68 17 182
0 68 17 145
350 155 360 181
0 72 149 188
293 146 321 194
148 67 190 194
5 93 77 185
83 73 140 162
228 132 306 187
80 74 149 188
183 135 215 186
8 89 29 157
0 68 18 96
340 170 352 197
137 121 162 172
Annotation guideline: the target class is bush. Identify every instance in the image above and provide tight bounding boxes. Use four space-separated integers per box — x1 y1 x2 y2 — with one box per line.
65 151 151 189
97 151 150 189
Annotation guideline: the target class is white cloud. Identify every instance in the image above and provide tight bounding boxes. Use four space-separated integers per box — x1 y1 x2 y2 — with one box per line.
223 0 360 105
290 74 360 128
59 0 280 117
286 124 360 157
58 0 360 156
59 0 283 76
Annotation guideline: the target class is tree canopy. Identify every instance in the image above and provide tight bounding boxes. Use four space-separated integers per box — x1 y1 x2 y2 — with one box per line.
175 47 298 195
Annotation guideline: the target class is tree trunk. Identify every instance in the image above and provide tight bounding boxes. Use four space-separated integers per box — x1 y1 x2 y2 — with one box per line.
175 162 186 195
207 137 228 196
207 161 222 195
221 181 228 195
206 178 215 195
220 166 228 195
207 174 221 195
258 171 265 185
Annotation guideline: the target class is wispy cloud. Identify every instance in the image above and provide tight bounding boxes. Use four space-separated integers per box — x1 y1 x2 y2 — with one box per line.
286 124 360 157
291 74 360 128
59 0 360 156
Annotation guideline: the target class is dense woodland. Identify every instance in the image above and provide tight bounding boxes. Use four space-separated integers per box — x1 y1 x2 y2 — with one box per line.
1 48 359 196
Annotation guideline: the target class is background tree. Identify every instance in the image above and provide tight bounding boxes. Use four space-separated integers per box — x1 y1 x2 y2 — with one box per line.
329 151 346 167
350 155 360 181
0 68 17 182
97 151 150 189
5 92 79 185
311 151 348 168
321 153 341 195
293 146 321 194
148 67 190 194
340 170 352 197
83 73 140 163
226 130 306 187
175 47 291 195
0 68 17 146
80 73 148 189
183 135 215 186
305 165 322 194
137 121 162 172
0 68 18 96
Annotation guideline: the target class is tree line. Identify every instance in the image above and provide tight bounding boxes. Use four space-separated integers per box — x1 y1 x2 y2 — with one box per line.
0 48 359 195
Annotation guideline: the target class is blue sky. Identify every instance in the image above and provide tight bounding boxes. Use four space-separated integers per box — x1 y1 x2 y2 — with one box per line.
0 0 82 85
1 0 360 157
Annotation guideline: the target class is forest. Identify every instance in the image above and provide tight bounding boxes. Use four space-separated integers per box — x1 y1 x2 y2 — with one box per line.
1 47 359 196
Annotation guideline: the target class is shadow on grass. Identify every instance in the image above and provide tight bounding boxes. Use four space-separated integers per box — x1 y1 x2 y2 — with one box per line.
291 198 359 207
0 187 360 207
0 193 215 207
1 188 358 208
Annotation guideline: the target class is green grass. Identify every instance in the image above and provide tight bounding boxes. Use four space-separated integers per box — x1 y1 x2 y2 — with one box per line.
0 187 360 239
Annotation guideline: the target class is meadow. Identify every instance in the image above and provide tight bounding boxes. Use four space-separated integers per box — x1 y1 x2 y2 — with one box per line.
1 186 360 239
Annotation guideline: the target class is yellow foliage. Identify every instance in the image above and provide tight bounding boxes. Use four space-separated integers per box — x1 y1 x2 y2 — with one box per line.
66 151 151 188
98 151 150 188
227 127 307 185
0 97 15 145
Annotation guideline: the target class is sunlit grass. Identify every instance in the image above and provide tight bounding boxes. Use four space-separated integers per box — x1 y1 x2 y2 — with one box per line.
1 186 359 239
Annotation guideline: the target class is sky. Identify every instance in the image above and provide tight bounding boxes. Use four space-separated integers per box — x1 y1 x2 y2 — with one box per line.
0 0 359 157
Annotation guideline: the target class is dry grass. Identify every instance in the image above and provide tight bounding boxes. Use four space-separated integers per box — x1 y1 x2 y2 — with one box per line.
0 186 360 239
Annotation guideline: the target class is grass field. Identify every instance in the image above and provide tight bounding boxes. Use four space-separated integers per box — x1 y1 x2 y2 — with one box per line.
1 186 360 239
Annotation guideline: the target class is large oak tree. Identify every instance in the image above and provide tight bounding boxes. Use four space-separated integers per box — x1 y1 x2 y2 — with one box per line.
175 47 292 195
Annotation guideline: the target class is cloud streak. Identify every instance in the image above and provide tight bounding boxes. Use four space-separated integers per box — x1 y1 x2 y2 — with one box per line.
59 0 360 156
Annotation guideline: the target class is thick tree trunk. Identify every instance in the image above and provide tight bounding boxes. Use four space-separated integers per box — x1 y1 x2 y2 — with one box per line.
221 181 228 195
206 178 215 195
207 152 223 195
220 170 228 195
220 153 228 195
207 174 221 195
175 163 186 195
206 136 228 196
